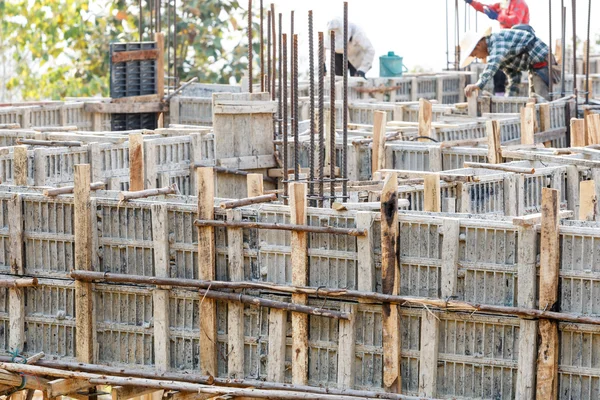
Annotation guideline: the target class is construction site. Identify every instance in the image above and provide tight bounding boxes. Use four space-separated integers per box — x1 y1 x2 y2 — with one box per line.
1 0 600 399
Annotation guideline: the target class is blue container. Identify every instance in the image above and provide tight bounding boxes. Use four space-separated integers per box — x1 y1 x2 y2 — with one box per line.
379 51 408 77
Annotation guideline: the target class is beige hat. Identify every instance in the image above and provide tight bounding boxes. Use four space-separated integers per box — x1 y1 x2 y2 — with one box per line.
460 27 493 68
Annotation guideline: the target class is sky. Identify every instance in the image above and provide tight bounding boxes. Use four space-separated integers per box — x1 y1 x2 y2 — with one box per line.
270 0 599 76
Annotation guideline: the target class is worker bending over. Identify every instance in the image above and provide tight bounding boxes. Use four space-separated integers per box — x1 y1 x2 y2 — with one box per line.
465 0 529 29
461 28 555 100
326 18 375 78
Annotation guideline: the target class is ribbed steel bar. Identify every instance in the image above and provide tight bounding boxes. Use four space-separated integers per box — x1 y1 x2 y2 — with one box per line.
139 0 143 42
260 0 265 92
586 0 592 104
318 31 325 207
330 30 336 205
167 0 171 91
248 0 253 93
290 11 294 121
282 33 288 202
267 9 271 94
173 0 177 86
271 3 277 99
308 10 315 204
548 0 553 99
278 13 282 140
342 2 348 201
572 0 578 114
293 34 299 181
561 4 566 96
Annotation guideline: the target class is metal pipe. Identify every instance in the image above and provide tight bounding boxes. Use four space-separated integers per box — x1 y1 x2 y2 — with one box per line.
318 31 325 207
282 33 288 203
308 10 315 204
342 1 348 201
260 0 265 92
572 0 578 115
247 0 253 93
330 30 336 204
293 34 299 181
586 0 592 104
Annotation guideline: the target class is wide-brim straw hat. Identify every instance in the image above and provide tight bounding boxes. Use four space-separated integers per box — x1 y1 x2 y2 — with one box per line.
460 27 493 68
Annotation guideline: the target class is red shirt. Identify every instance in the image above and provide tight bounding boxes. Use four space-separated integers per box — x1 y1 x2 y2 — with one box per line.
469 0 530 29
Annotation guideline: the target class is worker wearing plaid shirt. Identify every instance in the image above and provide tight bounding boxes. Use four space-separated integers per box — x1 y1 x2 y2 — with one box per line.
463 29 552 100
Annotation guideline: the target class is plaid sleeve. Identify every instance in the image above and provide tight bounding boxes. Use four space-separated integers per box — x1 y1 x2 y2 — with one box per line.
476 46 502 90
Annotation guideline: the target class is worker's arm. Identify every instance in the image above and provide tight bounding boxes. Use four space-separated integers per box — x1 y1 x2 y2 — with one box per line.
497 2 528 27
504 68 522 96
466 1 502 14
354 31 375 75
475 57 501 91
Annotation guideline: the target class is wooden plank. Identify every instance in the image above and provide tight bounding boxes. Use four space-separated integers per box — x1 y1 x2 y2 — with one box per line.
151 204 170 372
290 182 308 385
579 180 596 221
8 287 24 354
418 309 439 397
586 113 600 145
566 165 580 219
372 111 387 174
196 167 217 377
356 212 375 293
247 173 264 197
418 98 432 141
129 133 144 191
266 308 287 383
535 187 560 400
83 102 167 114
155 33 165 99
380 172 401 393
571 118 586 148
521 103 535 145
111 94 160 104
112 386 159 400
48 379 94 397
440 218 459 299
74 164 93 364
337 303 357 389
227 209 245 379
13 145 28 186
112 49 159 63
423 174 441 212
467 92 478 117
8 195 23 275
486 120 502 164
217 155 277 170
539 103 552 132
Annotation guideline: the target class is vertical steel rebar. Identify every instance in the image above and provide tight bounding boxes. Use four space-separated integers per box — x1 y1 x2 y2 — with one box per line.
561 5 566 96
455 0 460 70
140 0 143 42
290 11 294 124
548 0 553 100
586 0 592 104
271 4 277 100
293 34 299 182
282 33 288 203
278 13 283 140
308 10 316 205
329 30 336 205
342 2 348 201
260 0 265 92
173 0 177 86
267 10 271 94
167 0 171 91
446 0 450 70
318 32 325 207
248 0 253 93
572 0 578 114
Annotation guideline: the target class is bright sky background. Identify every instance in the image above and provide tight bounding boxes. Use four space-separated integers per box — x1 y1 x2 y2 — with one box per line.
270 0 599 76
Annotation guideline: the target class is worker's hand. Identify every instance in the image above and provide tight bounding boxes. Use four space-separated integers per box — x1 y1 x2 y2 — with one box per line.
356 70 367 79
464 84 480 98
464 0 473 4
483 6 498 20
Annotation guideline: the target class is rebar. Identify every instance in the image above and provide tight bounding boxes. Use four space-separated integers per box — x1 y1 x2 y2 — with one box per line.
308 10 315 204
267 9 271 94
173 0 177 86
318 31 325 207
140 0 143 42
445 0 450 70
455 0 460 70
282 33 288 203
548 0 553 99
271 4 277 99
278 13 282 140
290 11 294 122
561 3 566 96
572 0 577 114
248 0 253 93
293 34 299 182
330 30 336 204
342 2 348 201
260 0 264 92
586 0 592 104
167 0 171 91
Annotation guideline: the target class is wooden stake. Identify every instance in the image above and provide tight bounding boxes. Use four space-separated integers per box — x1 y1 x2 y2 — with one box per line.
372 111 387 174
486 120 502 164
467 91 478 117
74 164 94 364
579 180 596 221
418 98 432 142
196 167 217 377
129 133 144 191
13 145 28 186
423 174 440 212
227 209 245 379
290 182 308 385
521 103 535 145
247 173 264 197
267 308 287 383
535 188 560 400
337 303 357 389
571 118 586 147
356 212 375 293
586 113 600 145
440 218 459 299
418 309 439 397
151 204 170 372
380 172 401 393
539 103 552 132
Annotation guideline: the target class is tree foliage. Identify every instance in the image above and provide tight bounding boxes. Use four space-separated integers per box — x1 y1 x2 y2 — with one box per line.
1 0 255 100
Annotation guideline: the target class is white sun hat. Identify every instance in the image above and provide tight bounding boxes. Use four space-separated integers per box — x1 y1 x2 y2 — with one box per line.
460 27 493 68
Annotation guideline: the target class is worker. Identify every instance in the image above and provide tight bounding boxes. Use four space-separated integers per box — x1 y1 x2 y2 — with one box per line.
326 18 375 78
464 0 530 96
461 28 556 100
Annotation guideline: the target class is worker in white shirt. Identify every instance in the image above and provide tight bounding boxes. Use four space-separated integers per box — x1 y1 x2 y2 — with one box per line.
326 18 375 78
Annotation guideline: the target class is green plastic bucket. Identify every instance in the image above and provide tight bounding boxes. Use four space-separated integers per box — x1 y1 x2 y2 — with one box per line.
379 51 408 77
